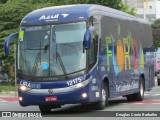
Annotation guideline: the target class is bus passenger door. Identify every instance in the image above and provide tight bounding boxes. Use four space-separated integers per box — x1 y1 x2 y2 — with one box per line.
86 16 103 100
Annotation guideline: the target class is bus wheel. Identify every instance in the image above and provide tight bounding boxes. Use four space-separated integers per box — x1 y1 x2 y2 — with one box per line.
134 77 144 101
94 82 109 110
127 77 144 101
158 80 160 86
126 94 133 101
39 105 51 114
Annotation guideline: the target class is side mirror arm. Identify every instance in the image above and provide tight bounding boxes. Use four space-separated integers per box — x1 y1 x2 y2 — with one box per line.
4 32 18 56
83 27 93 49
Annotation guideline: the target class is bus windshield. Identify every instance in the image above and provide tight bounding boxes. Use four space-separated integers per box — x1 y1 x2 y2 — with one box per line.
17 22 86 77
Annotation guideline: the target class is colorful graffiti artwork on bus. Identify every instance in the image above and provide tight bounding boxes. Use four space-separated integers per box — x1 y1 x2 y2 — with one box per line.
106 25 144 76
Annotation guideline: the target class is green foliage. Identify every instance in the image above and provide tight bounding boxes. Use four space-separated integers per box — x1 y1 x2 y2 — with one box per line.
0 0 135 84
0 84 15 92
152 19 160 48
152 19 160 29
153 37 160 49
0 0 8 4
86 0 135 15
0 0 55 83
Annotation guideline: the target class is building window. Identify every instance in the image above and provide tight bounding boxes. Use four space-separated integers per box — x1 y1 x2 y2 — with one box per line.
149 6 152 9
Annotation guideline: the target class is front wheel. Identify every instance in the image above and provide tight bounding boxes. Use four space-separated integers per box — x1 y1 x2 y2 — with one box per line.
94 83 109 110
39 105 51 114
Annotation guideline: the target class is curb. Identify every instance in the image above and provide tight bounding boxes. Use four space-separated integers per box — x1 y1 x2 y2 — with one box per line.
0 91 15 94
0 91 18 97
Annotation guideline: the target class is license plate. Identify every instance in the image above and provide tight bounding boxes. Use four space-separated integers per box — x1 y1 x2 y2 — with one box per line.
45 96 57 102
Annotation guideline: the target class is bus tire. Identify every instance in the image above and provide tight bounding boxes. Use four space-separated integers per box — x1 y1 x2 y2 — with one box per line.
134 77 144 101
39 105 51 114
94 82 109 110
158 80 160 86
126 94 133 101
127 77 144 101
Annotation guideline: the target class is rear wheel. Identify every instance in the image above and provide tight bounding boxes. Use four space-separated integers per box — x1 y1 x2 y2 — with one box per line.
127 77 144 101
126 94 133 101
158 79 160 86
94 82 109 110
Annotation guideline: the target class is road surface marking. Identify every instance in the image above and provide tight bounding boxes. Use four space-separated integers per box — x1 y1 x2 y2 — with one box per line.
128 100 160 104
0 97 18 102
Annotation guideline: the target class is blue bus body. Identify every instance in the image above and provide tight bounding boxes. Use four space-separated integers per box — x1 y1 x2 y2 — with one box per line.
4 4 155 111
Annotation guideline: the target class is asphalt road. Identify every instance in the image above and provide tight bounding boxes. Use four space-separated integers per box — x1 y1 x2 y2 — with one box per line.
0 85 160 117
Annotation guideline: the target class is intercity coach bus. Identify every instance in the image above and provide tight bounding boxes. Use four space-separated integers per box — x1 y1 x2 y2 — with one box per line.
4 4 155 113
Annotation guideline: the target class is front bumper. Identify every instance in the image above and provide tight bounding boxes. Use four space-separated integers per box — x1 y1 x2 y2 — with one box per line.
18 84 90 107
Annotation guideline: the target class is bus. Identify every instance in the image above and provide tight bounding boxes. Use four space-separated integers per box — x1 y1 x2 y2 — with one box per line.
4 4 155 113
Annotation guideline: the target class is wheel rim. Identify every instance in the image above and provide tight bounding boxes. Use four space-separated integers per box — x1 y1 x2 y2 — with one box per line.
102 88 106 105
140 82 144 97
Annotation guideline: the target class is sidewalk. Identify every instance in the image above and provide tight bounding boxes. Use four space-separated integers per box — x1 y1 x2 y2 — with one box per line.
0 91 17 97
0 91 18 102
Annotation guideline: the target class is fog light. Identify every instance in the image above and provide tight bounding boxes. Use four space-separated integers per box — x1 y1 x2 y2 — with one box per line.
19 97 23 101
82 93 87 98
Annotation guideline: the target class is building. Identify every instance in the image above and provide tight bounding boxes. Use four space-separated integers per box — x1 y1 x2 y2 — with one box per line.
123 0 160 22
123 0 144 8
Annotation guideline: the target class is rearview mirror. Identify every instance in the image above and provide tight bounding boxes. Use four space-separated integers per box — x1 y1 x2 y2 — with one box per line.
4 32 18 56
83 27 93 49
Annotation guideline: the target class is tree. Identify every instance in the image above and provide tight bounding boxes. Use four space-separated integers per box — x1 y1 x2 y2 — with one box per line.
152 19 160 48
0 0 136 84
0 0 8 4
152 19 160 29
91 0 135 15
55 0 136 15
0 0 55 84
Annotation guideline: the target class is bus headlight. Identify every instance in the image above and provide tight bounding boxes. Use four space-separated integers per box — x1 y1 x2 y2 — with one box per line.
19 85 31 92
75 83 83 88
70 76 92 89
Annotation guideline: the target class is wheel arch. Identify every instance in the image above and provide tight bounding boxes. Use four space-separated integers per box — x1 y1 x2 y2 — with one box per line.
102 76 110 97
140 73 145 90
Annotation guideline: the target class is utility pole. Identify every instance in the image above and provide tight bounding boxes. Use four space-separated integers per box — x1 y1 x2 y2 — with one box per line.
14 44 17 97
143 0 149 20
143 2 146 20
155 0 157 20
143 0 149 19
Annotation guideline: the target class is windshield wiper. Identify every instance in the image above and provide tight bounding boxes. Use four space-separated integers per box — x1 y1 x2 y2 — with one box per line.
56 52 69 79
31 42 42 75
32 52 41 75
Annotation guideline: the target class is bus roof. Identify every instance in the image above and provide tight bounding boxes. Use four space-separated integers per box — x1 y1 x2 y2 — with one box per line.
21 4 149 26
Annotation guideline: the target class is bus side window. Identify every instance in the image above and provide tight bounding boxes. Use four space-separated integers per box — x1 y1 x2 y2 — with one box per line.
89 37 96 67
89 17 99 68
